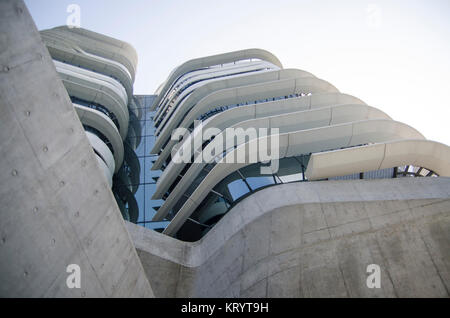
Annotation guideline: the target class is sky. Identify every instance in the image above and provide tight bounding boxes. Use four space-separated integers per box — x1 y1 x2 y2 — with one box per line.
25 0 450 146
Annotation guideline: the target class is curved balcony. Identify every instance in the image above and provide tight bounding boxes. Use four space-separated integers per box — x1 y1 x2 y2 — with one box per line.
85 130 115 176
164 137 449 239
151 68 315 156
43 26 138 82
74 104 124 172
115 142 141 194
151 48 284 111
94 153 113 187
305 139 450 180
152 76 338 170
113 188 139 224
153 118 425 228
154 61 279 130
153 101 390 200
55 61 129 139
41 33 133 103
42 25 144 225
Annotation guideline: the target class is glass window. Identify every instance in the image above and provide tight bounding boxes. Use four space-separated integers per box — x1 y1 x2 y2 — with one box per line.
191 192 229 224
246 176 275 190
278 157 303 176
227 179 251 201
214 171 246 202
241 163 275 190
278 173 303 183
134 185 145 223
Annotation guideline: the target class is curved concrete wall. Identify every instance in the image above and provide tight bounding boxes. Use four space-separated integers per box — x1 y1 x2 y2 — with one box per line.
127 177 450 297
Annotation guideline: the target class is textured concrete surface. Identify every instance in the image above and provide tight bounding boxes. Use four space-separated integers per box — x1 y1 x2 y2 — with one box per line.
127 177 450 297
0 0 153 297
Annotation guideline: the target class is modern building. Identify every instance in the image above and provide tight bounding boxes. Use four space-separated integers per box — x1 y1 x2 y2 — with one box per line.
147 48 450 242
1 0 450 298
39 26 143 223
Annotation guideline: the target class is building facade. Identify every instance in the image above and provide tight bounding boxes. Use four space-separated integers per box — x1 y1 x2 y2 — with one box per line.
149 48 450 242
40 26 145 224
1 0 450 298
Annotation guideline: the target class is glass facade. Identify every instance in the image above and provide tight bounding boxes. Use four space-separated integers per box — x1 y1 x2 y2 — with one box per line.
113 95 169 231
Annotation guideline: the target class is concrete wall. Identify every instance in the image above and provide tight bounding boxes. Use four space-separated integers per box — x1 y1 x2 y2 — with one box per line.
0 0 153 297
127 177 450 297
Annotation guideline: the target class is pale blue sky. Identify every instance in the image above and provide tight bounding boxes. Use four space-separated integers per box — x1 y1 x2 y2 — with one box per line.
25 0 450 145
